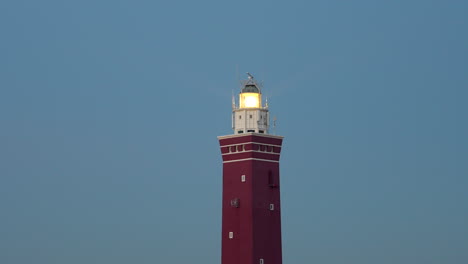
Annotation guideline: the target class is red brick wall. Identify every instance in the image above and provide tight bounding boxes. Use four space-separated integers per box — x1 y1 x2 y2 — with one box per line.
219 134 283 264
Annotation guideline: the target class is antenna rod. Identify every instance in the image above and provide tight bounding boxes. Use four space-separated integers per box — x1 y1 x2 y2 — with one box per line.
232 90 236 110
273 116 277 135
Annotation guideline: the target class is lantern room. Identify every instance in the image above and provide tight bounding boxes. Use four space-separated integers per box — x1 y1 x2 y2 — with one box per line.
239 83 262 108
232 73 270 134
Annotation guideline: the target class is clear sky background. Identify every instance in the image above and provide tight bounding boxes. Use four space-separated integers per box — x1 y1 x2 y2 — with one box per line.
1 0 467 263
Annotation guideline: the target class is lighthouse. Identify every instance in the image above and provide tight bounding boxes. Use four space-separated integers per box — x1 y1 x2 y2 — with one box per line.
218 73 284 264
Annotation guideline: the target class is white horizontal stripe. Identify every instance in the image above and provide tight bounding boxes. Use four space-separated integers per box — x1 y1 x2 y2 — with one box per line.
221 150 280 156
220 142 282 148
218 133 284 140
223 158 279 164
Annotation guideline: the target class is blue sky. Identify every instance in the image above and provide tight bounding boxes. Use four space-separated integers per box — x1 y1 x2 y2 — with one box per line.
1 1 467 263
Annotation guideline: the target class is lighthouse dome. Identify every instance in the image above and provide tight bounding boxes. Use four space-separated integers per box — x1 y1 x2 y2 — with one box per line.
241 84 260 94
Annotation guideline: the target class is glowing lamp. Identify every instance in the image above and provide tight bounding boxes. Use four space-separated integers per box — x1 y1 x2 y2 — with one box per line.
240 93 261 108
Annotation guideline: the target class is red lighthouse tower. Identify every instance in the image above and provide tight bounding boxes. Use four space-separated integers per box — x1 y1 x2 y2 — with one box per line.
218 73 284 264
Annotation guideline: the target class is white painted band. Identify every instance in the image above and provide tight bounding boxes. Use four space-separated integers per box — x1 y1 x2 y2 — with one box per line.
218 133 283 140
223 158 279 164
220 142 282 148
221 150 280 156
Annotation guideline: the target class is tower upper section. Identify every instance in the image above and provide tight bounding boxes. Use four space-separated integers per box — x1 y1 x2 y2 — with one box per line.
232 73 269 134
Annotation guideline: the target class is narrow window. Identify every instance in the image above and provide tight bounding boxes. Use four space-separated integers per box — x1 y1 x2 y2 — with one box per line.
260 259 264 264
238 130 244 134
229 232 234 239
247 129 255 132
259 130 264 133
239 115 242 119
249 115 253 118
241 175 246 182
268 171 277 187
269 204 275 211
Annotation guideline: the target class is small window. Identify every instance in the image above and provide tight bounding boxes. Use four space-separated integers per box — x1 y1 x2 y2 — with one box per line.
269 204 275 211
260 259 264 264
238 130 244 134
247 130 255 132
249 115 252 118
239 115 242 119
229 232 234 239
259 130 264 133
268 171 277 187
241 175 246 182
